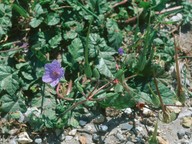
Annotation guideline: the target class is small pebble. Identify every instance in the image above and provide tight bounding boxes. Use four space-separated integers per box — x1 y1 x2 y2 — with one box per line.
9 138 17 144
93 114 105 124
98 125 108 132
92 133 100 143
126 142 134 144
123 108 132 115
34 138 42 144
142 108 153 117
79 120 87 126
84 123 97 133
68 129 77 136
185 131 191 139
135 126 143 132
119 123 133 131
177 129 186 139
181 140 190 144
65 136 73 141
116 132 126 142
59 134 65 141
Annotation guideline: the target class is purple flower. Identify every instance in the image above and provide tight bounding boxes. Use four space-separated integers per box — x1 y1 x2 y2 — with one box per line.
42 60 64 87
118 48 124 55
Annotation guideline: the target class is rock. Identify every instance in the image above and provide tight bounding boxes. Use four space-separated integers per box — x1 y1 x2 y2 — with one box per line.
92 114 105 124
181 117 192 128
105 107 121 117
170 13 183 22
9 138 17 144
135 126 143 132
17 132 33 144
79 120 87 127
126 142 134 144
98 125 108 132
59 134 65 141
65 136 73 141
135 136 145 144
167 106 182 114
116 132 126 142
79 135 87 144
141 118 153 126
148 127 160 135
185 131 191 139
34 138 42 144
92 133 100 143
68 129 77 136
9 129 18 135
84 123 97 133
128 135 137 143
123 108 132 115
157 136 169 144
181 140 190 144
177 129 186 139
142 108 154 117
119 123 133 131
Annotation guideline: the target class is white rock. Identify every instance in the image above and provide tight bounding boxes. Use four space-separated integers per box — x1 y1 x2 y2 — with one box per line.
135 126 143 132
68 129 77 136
34 138 42 144
17 132 33 144
123 108 132 115
65 136 73 141
170 13 183 22
142 108 153 116
9 138 17 144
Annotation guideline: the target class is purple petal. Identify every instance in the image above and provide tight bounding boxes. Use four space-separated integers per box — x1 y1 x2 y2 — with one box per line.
42 73 53 83
118 48 124 55
50 79 59 87
51 60 61 68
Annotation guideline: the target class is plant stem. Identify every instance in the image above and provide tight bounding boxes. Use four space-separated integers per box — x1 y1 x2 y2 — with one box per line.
153 74 166 115
173 34 185 103
41 83 45 114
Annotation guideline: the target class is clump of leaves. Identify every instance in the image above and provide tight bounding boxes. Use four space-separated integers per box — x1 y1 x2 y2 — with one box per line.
0 0 191 133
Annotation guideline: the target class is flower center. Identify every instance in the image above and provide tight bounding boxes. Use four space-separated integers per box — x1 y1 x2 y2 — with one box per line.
52 71 60 77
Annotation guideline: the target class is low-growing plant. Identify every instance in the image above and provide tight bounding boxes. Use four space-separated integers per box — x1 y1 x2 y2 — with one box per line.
0 0 191 133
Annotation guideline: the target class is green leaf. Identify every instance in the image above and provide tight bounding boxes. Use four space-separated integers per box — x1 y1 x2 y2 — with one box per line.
33 3 44 17
0 92 26 113
0 4 12 40
96 54 116 78
99 92 136 109
68 38 84 61
21 71 34 81
106 19 122 49
45 12 60 26
0 65 19 95
31 85 56 109
68 117 79 127
30 17 44 28
48 32 62 48
88 33 117 59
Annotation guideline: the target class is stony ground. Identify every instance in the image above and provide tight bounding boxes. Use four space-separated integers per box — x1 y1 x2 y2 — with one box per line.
1 2 192 144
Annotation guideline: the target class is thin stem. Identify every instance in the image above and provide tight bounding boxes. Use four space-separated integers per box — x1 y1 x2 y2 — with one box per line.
112 0 128 8
87 81 111 100
153 74 166 114
172 34 185 103
56 83 74 101
41 83 45 114
124 6 183 24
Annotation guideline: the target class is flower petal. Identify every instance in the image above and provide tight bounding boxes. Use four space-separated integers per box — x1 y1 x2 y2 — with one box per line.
50 79 59 87
51 60 61 68
42 73 53 83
